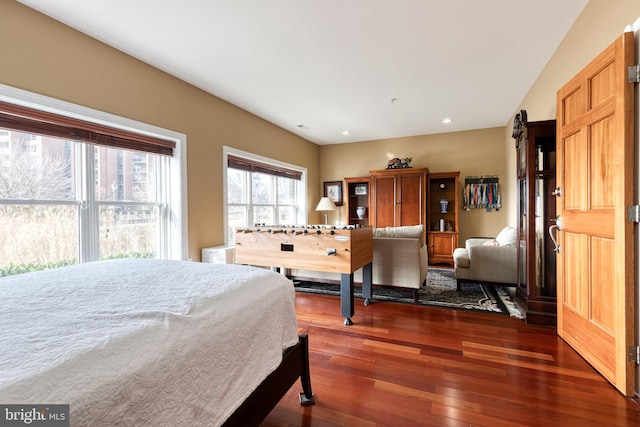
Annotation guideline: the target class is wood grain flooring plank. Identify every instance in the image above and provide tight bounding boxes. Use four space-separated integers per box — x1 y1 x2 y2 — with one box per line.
462 350 606 381
462 340 556 361
374 379 482 413
430 402 527 427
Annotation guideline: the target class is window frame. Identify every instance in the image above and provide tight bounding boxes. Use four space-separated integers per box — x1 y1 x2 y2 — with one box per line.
0 83 188 261
223 146 307 246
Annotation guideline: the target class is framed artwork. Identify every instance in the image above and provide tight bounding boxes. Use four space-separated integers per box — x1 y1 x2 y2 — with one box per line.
354 184 367 196
323 181 343 206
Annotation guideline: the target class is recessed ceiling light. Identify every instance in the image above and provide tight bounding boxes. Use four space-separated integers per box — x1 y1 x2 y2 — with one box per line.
342 130 351 135
441 118 453 124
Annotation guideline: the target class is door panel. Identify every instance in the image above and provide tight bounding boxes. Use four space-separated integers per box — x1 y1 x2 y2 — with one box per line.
562 232 587 312
563 131 587 210
591 236 615 332
373 176 395 228
590 62 616 106
398 174 422 226
562 87 585 122
562 308 616 380
590 116 615 209
556 31 635 395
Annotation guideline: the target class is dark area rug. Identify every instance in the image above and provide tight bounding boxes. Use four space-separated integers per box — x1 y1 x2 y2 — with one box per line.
293 267 524 318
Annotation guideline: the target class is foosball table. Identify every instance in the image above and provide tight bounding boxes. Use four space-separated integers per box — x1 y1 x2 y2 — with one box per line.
234 224 373 325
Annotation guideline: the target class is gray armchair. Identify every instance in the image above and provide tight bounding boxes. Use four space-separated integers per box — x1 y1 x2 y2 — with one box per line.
452 226 518 291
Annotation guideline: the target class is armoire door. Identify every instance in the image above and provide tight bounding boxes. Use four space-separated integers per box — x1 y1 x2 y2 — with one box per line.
371 174 396 228
397 173 424 226
556 30 635 396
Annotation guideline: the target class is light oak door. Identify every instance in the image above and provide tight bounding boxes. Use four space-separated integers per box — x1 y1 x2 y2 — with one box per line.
556 31 636 395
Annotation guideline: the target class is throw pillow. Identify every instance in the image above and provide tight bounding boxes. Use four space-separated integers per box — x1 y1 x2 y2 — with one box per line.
495 226 517 246
482 239 499 246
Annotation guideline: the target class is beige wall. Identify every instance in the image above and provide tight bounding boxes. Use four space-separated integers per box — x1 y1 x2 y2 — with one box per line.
0 0 321 261
319 127 508 243
502 0 640 224
4 0 640 259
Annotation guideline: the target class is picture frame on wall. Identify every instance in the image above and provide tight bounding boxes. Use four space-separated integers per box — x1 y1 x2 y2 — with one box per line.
323 181 343 206
354 184 367 196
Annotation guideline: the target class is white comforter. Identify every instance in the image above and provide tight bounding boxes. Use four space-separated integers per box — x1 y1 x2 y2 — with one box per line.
0 259 299 426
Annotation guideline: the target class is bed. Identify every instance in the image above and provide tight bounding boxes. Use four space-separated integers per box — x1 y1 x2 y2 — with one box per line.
0 258 314 426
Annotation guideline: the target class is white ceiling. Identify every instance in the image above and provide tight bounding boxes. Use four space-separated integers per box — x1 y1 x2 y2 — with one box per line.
18 0 589 145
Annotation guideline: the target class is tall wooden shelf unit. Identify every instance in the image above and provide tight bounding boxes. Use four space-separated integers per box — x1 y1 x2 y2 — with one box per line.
369 168 428 241
513 110 557 326
427 172 460 266
344 176 371 226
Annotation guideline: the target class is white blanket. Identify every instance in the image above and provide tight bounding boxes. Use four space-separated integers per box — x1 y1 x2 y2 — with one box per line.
0 259 299 426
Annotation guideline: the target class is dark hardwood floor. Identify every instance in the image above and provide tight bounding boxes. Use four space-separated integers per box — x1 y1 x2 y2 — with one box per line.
262 292 640 427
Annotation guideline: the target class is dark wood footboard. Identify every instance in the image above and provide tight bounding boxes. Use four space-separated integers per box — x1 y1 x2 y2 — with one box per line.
222 334 315 426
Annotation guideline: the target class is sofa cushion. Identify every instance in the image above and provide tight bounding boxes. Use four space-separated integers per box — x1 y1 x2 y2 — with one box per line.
495 226 517 246
373 224 424 245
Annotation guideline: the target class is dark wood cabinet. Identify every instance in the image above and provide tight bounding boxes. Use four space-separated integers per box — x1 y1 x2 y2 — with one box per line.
369 168 428 239
512 110 557 326
427 172 459 266
428 233 457 266
344 176 370 226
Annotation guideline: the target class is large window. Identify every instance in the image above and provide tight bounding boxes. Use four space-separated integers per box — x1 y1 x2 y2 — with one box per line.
0 85 187 276
225 148 306 245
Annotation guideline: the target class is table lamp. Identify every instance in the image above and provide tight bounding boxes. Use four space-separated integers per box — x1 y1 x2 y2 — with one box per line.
315 197 336 225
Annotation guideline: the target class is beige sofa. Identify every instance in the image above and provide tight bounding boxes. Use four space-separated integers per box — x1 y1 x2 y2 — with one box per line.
290 225 428 302
452 226 518 290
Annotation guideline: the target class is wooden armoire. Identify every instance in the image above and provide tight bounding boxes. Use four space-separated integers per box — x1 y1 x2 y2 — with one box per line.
369 168 429 241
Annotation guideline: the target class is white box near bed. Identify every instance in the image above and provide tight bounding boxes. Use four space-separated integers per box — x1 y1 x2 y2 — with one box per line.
202 245 235 264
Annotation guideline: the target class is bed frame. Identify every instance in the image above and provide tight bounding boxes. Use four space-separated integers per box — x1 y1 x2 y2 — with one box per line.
222 334 315 426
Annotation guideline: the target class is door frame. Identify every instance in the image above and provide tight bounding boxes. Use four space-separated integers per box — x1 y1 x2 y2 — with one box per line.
634 16 640 398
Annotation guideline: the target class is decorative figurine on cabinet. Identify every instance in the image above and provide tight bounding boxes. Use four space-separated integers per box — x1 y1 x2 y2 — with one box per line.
386 157 412 169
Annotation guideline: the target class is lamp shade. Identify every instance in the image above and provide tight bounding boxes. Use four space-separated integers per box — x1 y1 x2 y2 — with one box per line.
315 197 336 212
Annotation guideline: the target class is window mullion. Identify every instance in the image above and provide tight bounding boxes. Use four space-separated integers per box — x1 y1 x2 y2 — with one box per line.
247 170 254 226
157 157 168 259
271 174 276 225
79 143 99 262
274 175 280 224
